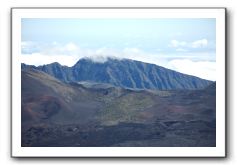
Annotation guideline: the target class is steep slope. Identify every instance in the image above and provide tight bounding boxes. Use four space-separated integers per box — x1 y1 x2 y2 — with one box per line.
21 69 103 127
21 69 158 127
22 58 212 90
21 69 216 147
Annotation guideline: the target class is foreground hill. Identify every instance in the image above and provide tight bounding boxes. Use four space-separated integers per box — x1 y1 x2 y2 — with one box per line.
22 58 212 90
21 69 216 147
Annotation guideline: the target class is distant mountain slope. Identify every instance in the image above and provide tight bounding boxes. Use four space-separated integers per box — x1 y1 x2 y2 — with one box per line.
21 69 216 147
22 58 212 90
204 82 216 95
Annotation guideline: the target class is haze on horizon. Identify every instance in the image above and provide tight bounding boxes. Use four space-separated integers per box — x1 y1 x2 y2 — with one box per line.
21 18 216 81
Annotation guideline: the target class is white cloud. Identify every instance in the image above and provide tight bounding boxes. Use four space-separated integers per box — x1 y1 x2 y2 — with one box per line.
21 41 34 48
65 42 79 51
21 53 79 67
191 39 208 48
95 47 117 56
169 38 209 50
169 40 187 48
21 41 216 80
85 56 117 63
21 41 39 53
40 42 81 55
167 59 216 81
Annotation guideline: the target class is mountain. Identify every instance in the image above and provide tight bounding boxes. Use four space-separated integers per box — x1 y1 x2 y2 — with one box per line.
21 69 216 147
204 82 216 95
22 58 212 90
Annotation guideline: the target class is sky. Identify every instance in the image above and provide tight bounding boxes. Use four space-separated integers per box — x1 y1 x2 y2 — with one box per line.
21 18 216 81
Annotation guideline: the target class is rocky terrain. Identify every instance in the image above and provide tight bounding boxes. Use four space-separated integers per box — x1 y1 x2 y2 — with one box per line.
21 68 216 147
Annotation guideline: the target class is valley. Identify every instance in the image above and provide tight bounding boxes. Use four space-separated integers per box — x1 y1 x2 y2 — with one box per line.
21 64 216 147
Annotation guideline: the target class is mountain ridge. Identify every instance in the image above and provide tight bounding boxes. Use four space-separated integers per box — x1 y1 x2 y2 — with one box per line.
22 57 212 90
21 69 216 147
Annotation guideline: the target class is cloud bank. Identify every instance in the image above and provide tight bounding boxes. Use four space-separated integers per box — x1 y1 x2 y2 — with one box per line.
21 41 216 81
169 39 209 49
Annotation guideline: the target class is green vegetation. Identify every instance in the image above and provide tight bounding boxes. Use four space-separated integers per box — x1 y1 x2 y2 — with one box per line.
99 93 155 125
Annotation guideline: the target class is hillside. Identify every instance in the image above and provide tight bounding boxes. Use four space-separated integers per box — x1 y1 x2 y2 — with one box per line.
21 69 216 147
22 58 212 90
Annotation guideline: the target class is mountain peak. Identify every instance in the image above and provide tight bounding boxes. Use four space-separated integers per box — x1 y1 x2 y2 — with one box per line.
75 56 123 65
22 58 212 90
50 62 61 66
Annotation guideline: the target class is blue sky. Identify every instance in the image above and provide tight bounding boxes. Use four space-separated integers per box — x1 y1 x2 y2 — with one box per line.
21 18 216 80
